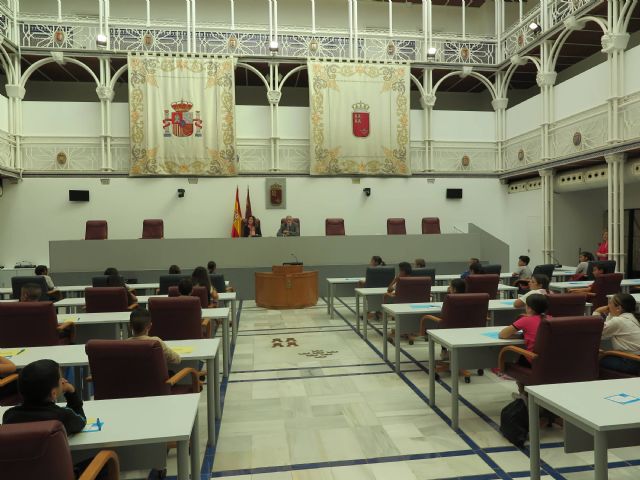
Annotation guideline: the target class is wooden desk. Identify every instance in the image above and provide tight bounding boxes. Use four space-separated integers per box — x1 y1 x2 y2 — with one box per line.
255 265 318 309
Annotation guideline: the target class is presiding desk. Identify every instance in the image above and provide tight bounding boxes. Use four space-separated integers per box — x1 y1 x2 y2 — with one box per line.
255 265 319 309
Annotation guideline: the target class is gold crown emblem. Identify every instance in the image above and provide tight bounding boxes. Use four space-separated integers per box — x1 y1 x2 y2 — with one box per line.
171 100 193 112
352 101 370 112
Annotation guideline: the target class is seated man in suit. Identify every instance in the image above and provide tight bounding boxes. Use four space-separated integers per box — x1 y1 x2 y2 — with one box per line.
277 216 299 237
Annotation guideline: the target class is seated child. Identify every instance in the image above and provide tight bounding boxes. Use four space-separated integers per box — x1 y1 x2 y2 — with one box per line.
595 293 640 375
35 265 62 300
2 359 86 434
127 307 181 366
513 274 550 308
384 262 413 300
20 283 43 302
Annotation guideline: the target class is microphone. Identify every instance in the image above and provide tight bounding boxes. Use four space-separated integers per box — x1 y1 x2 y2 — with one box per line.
290 253 299 264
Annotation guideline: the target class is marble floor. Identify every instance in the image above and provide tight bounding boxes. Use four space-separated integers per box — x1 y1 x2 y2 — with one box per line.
156 297 640 479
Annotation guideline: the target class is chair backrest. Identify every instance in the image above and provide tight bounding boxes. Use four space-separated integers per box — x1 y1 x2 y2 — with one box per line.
92 275 124 287
586 260 617 278
546 293 587 317
530 316 604 385
411 268 436 279
421 217 441 234
0 420 75 480
86 339 171 399
364 266 396 288
440 293 490 329
85 287 129 313
168 285 208 307
148 296 203 340
591 273 624 309
325 218 345 236
532 264 554 279
209 274 226 294
481 264 502 275
0 302 60 347
386 218 406 235
85 220 108 240
280 217 301 234
10 276 50 300
158 274 191 294
168 286 179 297
394 277 432 303
465 274 500 299
142 219 164 239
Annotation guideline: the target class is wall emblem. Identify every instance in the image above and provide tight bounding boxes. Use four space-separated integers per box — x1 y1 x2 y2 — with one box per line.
386 42 396 56
270 183 283 205
461 155 471 167
163 100 203 138
56 151 67 165
460 46 470 60
518 149 525 161
142 33 154 47
573 131 582 146
352 101 370 138
53 30 65 44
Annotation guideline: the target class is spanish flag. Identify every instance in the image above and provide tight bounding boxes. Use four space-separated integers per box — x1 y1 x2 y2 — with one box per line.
231 186 243 238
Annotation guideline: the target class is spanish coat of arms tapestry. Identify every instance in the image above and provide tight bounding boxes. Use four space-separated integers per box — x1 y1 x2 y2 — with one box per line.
308 61 410 176
128 54 237 176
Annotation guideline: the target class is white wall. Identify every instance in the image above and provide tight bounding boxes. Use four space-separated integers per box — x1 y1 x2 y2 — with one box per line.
506 95 541 138
504 188 544 270
0 93 8 132
624 43 640 95
554 61 609 120
432 110 495 141
0 176 511 265
23 102 102 137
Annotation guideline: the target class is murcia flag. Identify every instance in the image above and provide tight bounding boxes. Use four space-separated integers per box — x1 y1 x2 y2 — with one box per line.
231 187 243 238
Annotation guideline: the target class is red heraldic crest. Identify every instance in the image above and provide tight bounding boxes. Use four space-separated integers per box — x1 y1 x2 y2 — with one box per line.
163 100 202 138
352 101 370 138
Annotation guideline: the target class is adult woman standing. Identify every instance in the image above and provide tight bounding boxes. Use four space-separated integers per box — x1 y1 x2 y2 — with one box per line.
596 230 608 260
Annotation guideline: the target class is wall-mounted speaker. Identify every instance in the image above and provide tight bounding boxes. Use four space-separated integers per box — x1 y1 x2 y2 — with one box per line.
446 188 463 199
69 190 90 202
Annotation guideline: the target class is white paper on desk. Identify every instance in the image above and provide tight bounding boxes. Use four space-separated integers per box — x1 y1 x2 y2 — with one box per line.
605 393 640 405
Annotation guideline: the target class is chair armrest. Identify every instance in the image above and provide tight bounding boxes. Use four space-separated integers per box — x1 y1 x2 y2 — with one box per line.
166 367 200 393
600 350 640 362
498 345 538 371
79 449 120 480
0 373 18 388
202 318 212 338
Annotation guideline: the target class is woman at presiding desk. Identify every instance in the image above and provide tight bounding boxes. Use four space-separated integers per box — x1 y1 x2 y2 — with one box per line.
243 215 262 237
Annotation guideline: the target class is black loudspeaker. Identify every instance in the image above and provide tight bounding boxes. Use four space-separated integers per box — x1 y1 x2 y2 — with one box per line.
446 188 463 199
69 190 90 202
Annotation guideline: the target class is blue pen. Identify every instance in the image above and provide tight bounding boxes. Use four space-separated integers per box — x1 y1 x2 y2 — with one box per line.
96 418 102 431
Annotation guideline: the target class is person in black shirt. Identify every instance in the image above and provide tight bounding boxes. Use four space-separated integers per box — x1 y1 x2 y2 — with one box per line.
2 359 86 435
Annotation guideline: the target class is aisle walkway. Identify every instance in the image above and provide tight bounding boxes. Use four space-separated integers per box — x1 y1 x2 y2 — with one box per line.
208 298 640 480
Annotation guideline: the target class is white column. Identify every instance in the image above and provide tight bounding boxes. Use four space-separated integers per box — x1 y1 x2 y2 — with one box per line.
96 58 115 171
536 59 556 162
492 96 508 172
606 153 626 272
539 169 554 264
602 33 629 143
4 83 25 170
268 63 281 171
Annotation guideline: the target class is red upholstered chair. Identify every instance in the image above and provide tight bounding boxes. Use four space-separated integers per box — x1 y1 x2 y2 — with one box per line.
0 302 74 347
148 296 210 339
168 286 179 297
499 315 604 387
86 339 200 399
465 274 500 299
587 273 623 309
421 217 441 234
85 220 108 240
599 351 640 379
393 277 432 304
168 285 209 307
325 218 345 236
0 420 120 480
387 218 406 235
142 219 164 239
84 287 130 313
546 294 587 317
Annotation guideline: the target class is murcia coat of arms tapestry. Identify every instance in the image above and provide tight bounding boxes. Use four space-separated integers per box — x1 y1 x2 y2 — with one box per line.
308 61 410 176
128 54 237 176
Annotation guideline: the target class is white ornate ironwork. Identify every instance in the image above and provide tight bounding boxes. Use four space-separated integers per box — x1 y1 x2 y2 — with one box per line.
410 142 426 172
278 140 310 173
431 142 496 172
111 28 188 53
21 137 103 171
0 13 8 39
0 131 12 169
503 129 543 170
237 139 271 173
621 92 640 143
549 105 608 158
21 22 101 50
110 138 130 172
549 0 596 26
503 11 542 59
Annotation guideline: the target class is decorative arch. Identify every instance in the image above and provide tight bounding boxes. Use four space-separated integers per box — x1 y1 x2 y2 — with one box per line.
500 56 541 96
0 44 15 84
432 70 497 102
20 57 100 89
109 63 128 90
235 62 270 90
277 64 307 91
410 73 425 98
548 17 608 72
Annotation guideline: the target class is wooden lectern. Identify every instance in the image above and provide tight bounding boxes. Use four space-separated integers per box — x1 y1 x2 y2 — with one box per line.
255 265 319 309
